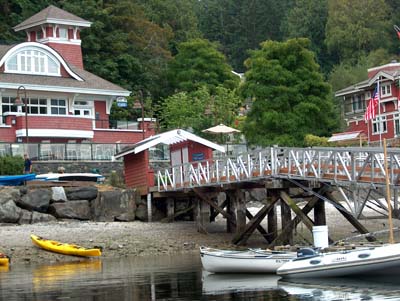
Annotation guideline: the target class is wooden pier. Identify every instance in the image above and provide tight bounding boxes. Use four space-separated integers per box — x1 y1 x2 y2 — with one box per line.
149 146 400 245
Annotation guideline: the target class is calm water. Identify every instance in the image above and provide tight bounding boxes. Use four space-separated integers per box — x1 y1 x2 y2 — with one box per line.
1 253 400 300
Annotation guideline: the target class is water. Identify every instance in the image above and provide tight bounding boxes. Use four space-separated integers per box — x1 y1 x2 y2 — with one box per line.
1 253 400 300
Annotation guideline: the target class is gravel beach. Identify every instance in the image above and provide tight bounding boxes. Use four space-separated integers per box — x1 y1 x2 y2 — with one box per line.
2 202 400 265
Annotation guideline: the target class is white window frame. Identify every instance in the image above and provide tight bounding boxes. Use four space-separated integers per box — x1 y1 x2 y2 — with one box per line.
59 27 68 40
73 100 93 117
50 98 67 115
381 83 392 97
25 98 47 115
394 113 400 137
5 47 60 76
372 116 387 135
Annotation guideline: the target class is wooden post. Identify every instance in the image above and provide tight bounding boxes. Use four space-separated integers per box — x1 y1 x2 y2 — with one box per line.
227 192 237 233
314 199 326 226
383 138 395 244
147 193 152 222
235 189 246 235
196 198 210 234
280 194 293 245
167 198 175 221
267 202 278 241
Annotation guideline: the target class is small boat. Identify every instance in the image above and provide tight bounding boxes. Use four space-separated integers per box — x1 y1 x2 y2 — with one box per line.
35 173 105 183
0 253 9 266
0 174 36 186
277 244 400 278
31 234 101 257
200 246 296 273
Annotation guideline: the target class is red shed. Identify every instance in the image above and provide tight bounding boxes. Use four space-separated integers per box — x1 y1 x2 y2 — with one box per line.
115 129 225 196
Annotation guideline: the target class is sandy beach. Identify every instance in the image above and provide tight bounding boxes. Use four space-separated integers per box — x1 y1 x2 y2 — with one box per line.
2 202 400 265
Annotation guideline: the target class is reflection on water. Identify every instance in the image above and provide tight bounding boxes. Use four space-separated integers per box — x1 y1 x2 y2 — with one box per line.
1 253 400 300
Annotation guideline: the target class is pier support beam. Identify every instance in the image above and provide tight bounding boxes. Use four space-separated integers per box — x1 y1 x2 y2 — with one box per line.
167 198 174 221
314 199 326 226
226 192 236 233
267 203 278 241
235 189 246 235
196 198 210 234
280 194 293 245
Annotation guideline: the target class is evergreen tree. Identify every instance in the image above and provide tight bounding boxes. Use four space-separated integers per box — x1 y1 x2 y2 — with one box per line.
242 38 338 146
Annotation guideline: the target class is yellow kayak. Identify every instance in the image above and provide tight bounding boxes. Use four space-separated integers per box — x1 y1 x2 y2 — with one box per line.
31 234 101 257
0 253 9 266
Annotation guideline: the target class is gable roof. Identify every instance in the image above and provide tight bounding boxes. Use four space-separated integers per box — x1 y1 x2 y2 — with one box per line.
13 5 91 32
115 129 226 159
0 43 129 96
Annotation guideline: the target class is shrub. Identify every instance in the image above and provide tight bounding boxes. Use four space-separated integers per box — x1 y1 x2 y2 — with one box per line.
0 155 24 175
108 170 125 188
304 134 333 147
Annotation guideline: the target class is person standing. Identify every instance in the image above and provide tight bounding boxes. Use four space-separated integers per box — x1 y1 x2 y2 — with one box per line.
23 154 32 174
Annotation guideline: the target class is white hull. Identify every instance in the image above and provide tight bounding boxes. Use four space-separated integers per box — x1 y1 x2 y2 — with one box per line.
202 272 279 294
277 243 400 278
200 247 295 273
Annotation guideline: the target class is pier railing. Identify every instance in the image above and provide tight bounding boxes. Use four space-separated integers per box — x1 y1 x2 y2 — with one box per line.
157 146 400 191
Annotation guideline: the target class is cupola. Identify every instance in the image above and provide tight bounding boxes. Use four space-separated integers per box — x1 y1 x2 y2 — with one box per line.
13 5 91 69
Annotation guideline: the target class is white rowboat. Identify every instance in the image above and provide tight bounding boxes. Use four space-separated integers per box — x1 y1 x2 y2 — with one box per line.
200 246 296 273
277 243 400 278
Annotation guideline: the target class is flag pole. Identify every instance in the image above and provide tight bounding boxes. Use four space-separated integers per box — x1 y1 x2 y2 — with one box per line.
378 76 382 147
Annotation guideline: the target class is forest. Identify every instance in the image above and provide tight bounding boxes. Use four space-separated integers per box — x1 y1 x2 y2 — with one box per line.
1 0 400 146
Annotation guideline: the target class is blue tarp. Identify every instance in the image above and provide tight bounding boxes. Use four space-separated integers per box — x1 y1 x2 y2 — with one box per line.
0 174 36 186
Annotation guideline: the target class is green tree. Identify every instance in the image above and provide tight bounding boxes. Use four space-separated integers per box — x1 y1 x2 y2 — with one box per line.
241 38 338 146
159 86 241 136
325 0 391 64
167 38 239 93
195 0 294 72
282 0 330 73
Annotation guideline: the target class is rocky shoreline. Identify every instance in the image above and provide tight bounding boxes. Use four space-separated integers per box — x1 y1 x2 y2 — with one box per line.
1 220 235 265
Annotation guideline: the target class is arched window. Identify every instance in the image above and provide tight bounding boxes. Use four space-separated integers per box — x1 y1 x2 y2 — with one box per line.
5 48 60 76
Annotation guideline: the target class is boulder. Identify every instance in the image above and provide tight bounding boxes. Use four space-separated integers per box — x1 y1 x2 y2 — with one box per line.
49 200 91 220
17 189 51 213
0 200 21 223
0 187 21 204
135 204 148 221
51 187 67 202
18 209 33 224
31 211 57 223
91 189 136 222
65 187 98 201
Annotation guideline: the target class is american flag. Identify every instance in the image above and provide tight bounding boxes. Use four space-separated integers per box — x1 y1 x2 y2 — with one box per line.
364 87 379 121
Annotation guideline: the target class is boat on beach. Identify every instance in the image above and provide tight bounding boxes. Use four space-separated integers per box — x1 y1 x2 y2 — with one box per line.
35 173 105 183
31 234 101 257
277 243 400 278
0 174 36 186
200 246 296 273
0 253 9 266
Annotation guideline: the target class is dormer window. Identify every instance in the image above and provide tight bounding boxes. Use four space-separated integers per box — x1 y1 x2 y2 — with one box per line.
36 30 43 40
59 27 68 40
5 47 60 76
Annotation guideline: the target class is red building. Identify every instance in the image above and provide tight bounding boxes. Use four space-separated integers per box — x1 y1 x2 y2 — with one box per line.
115 129 225 195
0 5 153 144
335 62 400 144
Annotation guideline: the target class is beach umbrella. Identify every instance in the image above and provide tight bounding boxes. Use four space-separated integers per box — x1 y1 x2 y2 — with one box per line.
202 124 240 134
202 124 241 150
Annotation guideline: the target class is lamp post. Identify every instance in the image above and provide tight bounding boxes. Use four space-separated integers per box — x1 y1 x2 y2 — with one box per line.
15 86 29 144
133 90 145 140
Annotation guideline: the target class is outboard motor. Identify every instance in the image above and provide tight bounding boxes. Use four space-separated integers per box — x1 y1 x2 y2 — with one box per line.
297 248 317 258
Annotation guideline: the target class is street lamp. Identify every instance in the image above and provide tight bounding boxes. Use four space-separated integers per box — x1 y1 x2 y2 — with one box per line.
133 90 145 140
15 86 29 144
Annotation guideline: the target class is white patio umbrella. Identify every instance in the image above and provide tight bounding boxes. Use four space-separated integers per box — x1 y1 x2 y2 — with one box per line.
202 124 241 153
202 124 240 134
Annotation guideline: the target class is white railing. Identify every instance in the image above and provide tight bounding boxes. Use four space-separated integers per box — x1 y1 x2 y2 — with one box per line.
157 146 400 191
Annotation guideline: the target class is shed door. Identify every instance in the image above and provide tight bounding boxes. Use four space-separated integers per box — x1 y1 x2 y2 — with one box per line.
171 150 182 166
182 147 189 163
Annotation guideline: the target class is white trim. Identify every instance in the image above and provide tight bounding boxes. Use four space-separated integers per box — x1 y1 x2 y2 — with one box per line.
115 129 225 159
0 82 130 97
14 19 91 32
368 62 400 72
0 42 83 81
40 37 82 45
16 128 93 138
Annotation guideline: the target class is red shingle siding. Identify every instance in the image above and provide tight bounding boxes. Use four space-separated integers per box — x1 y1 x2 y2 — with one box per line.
47 43 83 68
15 116 92 130
46 26 53 38
124 151 150 195
0 127 16 142
93 130 143 143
